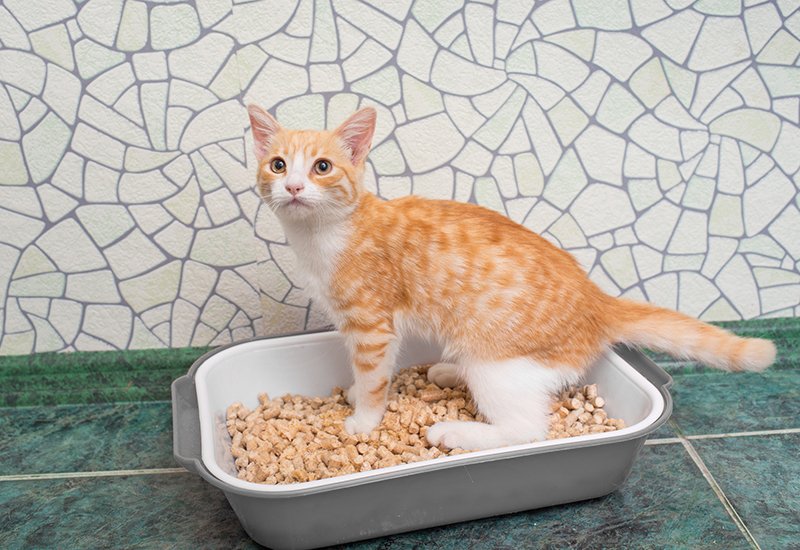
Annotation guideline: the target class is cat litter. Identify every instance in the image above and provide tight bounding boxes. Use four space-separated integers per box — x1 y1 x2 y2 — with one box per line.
225 365 625 484
173 331 671 549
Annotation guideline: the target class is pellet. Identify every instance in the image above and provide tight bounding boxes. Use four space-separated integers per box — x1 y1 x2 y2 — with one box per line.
228 367 624 484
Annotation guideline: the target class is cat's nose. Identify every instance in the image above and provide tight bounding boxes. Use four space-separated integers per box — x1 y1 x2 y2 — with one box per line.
285 183 304 196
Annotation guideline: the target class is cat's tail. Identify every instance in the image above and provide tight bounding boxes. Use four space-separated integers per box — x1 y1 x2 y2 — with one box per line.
608 298 775 372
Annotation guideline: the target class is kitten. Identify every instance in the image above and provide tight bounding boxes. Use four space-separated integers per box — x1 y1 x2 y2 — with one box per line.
247 104 776 451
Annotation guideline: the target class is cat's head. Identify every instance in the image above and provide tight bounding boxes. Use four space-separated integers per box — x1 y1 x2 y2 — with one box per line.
247 104 376 222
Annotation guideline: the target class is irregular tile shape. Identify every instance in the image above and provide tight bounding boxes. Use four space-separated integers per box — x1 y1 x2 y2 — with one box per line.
689 17 751 72
78 0 124 47
531 0 576 35
335 0 402 49
474 176 505 215
118 260 182 313
37 184 77 222
274 94 325 130
180 100 245 153
81 304 131 347
744 2 782 53
412 167 453 200
473 87 526 150
191 219 256 267
76 205 135 247
118 170 177 204
430 50 506 95
401 75 444 121
66 270 121 303
150 4 200 50
104 229 166 279
574 0 632 30
641 10 703 64
596 84 644 133
709 108 781 151
37 219 107 273
310 64 344 93
548 97 588 146
168 33 234 86
0 141 29 185
179 260 218 307
743 168 795 236
464 2 493 66
395 113 465 172
709 194 744 237
74 38 125 79
535 41 589 92
4 0 76 31
352 66 401 105
571 184 635 236
21 112 71 184
574 125 625 185
628 114 682 161
668 211 708 254
8 272 65 298
116 0 147 51
543 148 587 209
29 23 74 71
768 205 800 260
593 32 652 81
521 98 562 176
247 58 309 109
634 199 681 250
716 254 760 318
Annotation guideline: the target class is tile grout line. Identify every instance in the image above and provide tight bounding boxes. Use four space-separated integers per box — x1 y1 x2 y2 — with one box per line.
0 467 187 482
644 426 800 446
671 423 761 550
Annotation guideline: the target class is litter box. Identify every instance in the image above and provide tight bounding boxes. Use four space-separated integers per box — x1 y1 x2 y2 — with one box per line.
172 330 673 550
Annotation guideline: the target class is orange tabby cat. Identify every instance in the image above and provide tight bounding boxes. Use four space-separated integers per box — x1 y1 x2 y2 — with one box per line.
247 104 776 451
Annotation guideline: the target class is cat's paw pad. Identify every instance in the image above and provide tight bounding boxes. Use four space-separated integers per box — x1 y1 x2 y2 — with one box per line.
344 411 381 435
427 363 460 388
425 421 470 449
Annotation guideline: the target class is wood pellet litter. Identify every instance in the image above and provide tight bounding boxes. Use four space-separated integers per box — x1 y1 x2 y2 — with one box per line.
226 364 625 484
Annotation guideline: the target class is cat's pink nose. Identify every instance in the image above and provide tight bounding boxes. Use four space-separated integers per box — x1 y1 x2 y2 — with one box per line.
285 183 304 196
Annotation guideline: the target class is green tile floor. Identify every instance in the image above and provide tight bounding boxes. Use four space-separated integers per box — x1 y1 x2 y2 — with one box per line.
1 319 798 549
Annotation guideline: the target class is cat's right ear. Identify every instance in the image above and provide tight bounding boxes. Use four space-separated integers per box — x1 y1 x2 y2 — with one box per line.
247 104 281 162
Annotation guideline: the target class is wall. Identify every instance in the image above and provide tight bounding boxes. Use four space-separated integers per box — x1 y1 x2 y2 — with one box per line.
0 0 798 355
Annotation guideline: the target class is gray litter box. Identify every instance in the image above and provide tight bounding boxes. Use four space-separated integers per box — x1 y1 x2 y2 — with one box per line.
172 330 673 550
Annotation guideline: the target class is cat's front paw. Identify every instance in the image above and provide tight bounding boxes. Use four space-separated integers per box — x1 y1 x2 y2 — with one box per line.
344 410 382 435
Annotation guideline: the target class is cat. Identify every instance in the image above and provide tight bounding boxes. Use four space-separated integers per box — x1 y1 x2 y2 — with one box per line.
247 104 776 451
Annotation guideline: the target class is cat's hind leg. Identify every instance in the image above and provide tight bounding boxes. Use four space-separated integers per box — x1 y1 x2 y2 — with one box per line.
427 362 461 388
425 357 581 451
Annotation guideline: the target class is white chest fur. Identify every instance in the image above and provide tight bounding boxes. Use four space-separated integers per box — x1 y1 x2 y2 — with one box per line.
281 219 351 316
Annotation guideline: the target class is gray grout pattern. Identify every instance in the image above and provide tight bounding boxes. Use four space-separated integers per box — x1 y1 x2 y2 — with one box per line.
1 0 800 356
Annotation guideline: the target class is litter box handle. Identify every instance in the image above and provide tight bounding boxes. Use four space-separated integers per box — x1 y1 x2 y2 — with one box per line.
171 374 204 475
614 344 674 390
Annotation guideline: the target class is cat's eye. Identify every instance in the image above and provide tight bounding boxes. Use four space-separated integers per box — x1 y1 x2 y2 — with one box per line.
270 158 286 173
314 159 332 175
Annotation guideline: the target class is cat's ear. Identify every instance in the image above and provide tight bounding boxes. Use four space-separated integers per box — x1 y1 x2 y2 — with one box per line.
334 107 376 165
247 104 281 161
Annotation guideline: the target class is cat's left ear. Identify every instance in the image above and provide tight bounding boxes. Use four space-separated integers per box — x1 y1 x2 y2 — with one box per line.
248 104 281 162
334 107 376 165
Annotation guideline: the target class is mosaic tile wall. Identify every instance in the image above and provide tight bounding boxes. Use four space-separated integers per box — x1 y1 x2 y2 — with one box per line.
0 0 798 354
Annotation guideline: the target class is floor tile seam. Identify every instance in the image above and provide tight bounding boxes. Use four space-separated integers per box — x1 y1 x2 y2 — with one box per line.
0 399 174 412
645 427 800 446
0 467 187 482
673 427 761 550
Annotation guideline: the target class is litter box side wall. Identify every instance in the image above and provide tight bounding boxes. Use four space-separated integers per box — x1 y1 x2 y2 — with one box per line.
173 337 673 549
223 436 646 550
